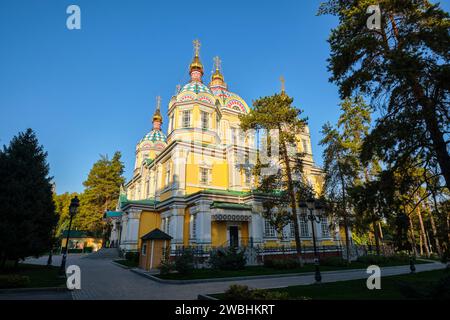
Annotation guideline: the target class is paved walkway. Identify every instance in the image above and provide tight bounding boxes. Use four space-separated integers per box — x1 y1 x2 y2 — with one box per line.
1 254 446 300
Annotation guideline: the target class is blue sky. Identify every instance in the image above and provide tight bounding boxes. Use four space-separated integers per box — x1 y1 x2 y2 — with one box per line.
1 1 448 194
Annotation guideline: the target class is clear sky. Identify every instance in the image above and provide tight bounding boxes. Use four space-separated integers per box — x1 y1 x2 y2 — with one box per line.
1 0 448 194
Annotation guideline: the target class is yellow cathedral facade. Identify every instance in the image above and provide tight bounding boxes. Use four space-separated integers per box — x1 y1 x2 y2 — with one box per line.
107 41 346 261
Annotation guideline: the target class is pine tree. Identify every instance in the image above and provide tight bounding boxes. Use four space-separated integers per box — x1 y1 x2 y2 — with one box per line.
0 129 58 268
73 152 125 235
239 93 308 263
319 0 450 190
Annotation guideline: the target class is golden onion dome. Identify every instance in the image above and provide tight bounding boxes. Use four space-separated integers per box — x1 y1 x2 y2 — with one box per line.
189 55 204 74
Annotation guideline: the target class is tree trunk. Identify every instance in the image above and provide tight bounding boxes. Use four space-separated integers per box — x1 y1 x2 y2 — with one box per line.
337 163 351 263
417 205 430 257
279 131 303 266
411 82 450 189
419 232 424 256
428 205 442 257
409 216 418 257
372 220 380 255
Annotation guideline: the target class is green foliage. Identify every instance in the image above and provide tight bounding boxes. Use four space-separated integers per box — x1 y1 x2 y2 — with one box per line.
158 260 175 275
0 274 31 289
209 247 247 270
223 284 291 300
174 248 195 275
125 251 139 264
53 192 79 237
319 0 450 190
0 129 58 264
73 152 125 234
320 256 349 267
239 93 308 254
263 258 300 269
356 253 410 265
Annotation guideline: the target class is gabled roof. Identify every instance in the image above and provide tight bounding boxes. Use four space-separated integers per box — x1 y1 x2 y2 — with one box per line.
141 228 172 241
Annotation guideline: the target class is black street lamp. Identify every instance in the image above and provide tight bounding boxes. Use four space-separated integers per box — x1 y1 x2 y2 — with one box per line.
300 197 323 283
59 196 79 275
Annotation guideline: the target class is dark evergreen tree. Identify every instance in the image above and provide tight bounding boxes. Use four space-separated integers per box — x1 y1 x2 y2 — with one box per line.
0 129 58 268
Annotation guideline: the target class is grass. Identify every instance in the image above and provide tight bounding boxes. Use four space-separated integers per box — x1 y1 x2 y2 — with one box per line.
211 269 449 300
155 259 431 280
0 262 66 289
114 259 139 268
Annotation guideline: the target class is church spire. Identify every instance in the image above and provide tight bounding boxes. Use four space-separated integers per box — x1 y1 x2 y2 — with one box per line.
189 39 204 82
152 96 162 130
210 56 227 88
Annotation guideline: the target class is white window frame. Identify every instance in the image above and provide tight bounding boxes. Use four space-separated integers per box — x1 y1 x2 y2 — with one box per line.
199 167 211 185
321 216 330 237
201 111 209 130
264 219 276 238
182 110 191 128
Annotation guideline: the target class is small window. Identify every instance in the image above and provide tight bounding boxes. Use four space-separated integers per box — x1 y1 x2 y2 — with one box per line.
142 243 147 256
321 217 330 237
182 110 191 128
290 223 295 238
264 219 276 238
300 219 309 237
200 167 211 185
201 111 209 130
302 139 309 154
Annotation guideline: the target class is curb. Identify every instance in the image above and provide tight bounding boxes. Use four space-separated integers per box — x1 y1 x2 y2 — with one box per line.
111 260 131 269
0 286 69 294
197 294 219 300
129 262 443 285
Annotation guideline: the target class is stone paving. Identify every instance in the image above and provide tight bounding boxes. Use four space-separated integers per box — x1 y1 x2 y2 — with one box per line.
0 253 446 300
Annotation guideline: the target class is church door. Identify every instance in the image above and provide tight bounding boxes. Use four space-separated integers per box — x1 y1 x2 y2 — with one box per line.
229 226 239 248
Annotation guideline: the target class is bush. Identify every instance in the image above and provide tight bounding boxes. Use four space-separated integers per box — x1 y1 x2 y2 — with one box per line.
223 285 296 300
174 248 194 275
357 253 410 266
0 275 30 289
209 247 246 270
158 260 175 275
263 258 299 269
125 251 140 263
320 256 348 267
83 247 93 253
68 248 83 254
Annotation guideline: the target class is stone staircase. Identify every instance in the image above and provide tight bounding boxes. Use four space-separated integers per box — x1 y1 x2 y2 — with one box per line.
84 248 120 260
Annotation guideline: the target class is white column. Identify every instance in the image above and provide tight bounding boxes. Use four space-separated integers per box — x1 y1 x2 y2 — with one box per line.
194 200 212 245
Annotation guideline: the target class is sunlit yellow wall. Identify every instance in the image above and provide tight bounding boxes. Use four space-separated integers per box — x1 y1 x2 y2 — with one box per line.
211 221 227 247
241 222 249 246
138 211 161 249
183 208 190 246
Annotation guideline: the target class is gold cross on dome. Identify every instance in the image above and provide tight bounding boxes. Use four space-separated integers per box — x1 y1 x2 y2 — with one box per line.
156 96 161 110
213 56 221 71
193 39 201 56
280 76 285 93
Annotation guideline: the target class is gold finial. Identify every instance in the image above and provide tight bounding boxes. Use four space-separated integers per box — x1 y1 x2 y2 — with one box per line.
153 96 162 124
193 39 201 57
213 56 221 71
280 76 286 94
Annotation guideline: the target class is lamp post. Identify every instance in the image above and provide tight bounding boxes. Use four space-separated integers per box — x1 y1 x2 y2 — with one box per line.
59 196 79 275
301 197 323 283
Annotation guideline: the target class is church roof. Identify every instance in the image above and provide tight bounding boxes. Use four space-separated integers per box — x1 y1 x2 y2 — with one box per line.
141 228 172 241
141 129 167 143
180 81 213 95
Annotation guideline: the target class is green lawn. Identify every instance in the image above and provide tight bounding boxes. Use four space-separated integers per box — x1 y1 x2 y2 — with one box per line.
0 262 66 289
155 260 430 281
113 259 139 268
212 269 449 300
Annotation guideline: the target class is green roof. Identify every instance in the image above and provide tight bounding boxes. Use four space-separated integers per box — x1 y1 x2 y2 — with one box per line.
121 199 159 207
210 202 252 210
202 188 251 197
61 230 94 238
104 211 122 218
